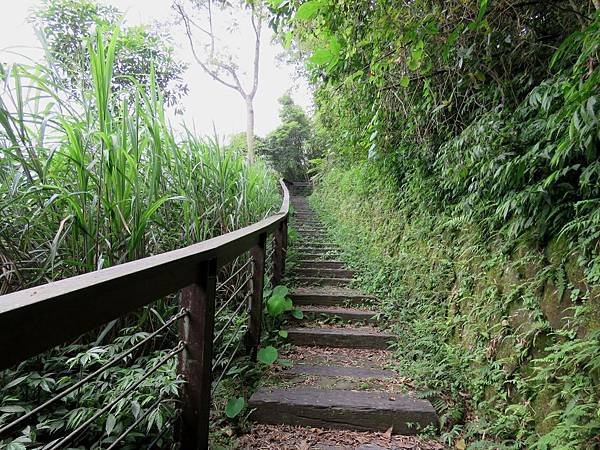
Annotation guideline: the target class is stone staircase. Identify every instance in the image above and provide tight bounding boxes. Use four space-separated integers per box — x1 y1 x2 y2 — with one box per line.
248 192 438 440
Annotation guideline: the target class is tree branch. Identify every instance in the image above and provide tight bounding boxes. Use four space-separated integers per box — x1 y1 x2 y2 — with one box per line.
173 2 242 93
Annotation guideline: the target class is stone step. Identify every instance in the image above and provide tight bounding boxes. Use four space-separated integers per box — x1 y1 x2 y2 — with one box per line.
297 306 377 322
287 363 395 378
294 276 354 287
290 287 372 306
297 260 345 269
295 267 356 279
286 327 395 349
297 245 339 252
292 221 323 229
249 387 438 434
295 252 335 260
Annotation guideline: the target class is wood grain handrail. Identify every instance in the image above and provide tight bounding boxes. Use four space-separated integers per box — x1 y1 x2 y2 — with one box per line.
0 180 290 371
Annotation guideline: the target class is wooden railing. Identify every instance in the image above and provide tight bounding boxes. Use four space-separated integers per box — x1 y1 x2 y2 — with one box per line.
0 180 289 449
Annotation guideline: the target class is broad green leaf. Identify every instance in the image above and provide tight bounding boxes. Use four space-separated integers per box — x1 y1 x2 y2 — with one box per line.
225 397 245 418
5 443 26 450
272 285 289 298
105 413 116 435
309 47 334 66
0 405 26 414
279 330 289 338
400 76 410 88
3 376 27 390
257 346 278 365
291 309 304 319
309 36 341 68
295 0 324 20
267 295 287 317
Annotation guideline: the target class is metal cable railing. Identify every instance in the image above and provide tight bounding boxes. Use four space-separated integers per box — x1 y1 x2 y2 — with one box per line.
0 309 187 446
210 253 254 396
0 180 290 449
45 342 184 450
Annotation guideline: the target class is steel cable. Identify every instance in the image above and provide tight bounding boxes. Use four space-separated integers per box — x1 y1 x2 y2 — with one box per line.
45 342 184 450
212 291 250 345
0 309 187 438
214 274 252 318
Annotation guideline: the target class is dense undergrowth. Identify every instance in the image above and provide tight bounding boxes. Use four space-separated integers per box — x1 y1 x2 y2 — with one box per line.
275 0 600 448
0 32 279 449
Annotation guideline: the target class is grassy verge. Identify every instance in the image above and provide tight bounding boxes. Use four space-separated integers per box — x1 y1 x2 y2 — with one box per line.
310 165 600 449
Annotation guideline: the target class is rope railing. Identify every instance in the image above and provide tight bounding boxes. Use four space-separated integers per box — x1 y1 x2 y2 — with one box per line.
0 180 290 449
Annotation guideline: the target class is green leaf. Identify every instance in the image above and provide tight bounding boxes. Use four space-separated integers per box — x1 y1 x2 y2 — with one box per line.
225 397 245 418
278 358 293 367
279 330 289 338
105 413 116 435
267 295 288 317
309 47 334 65
291 309 304 319
5 443 26 450
0 405 26 414
400 75 410 88
268 0 286 8
3 376 27 390
309 36 341 68
257 346 278 365
272 285 289 298
295 0 324 20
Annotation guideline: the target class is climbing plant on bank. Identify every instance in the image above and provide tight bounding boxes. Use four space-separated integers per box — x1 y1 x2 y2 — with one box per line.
269 0 600 448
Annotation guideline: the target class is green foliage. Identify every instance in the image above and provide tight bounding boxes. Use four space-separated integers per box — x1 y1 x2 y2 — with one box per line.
257 346 278 365
312 161 600 448
31 0 187 106
258 95 318 180
0 28 278 449
0 36 278 291
265 285 293 317
282 1 600 446
225 397 245 418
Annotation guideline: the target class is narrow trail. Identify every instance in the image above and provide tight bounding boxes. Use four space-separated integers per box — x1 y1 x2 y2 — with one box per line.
242 186 441 449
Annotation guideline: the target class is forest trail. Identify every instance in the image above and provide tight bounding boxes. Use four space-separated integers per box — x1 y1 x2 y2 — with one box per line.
242 186 441 449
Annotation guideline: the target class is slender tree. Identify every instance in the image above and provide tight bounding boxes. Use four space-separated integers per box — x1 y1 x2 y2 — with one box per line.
173 0 262 161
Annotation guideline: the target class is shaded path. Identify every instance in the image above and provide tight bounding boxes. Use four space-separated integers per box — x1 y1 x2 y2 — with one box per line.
243 186 440 449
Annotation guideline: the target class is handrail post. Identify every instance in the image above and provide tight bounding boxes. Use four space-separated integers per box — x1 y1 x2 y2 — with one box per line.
246 233 266 360
178 259 217 450
272 219 287 286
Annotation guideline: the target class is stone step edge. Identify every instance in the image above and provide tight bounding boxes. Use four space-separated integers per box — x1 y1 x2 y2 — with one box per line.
248 387 438 435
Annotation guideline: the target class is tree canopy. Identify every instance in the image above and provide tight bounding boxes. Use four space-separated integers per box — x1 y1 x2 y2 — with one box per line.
258 94 315 180
31 0 187 107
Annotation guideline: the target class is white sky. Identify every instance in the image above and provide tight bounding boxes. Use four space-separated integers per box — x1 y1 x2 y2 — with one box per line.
0 0 312 139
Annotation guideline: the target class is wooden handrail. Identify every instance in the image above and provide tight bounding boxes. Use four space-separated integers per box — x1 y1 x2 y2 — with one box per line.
0 180 290 371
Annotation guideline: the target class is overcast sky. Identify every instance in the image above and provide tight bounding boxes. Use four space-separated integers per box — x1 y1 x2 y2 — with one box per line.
0 0 312 139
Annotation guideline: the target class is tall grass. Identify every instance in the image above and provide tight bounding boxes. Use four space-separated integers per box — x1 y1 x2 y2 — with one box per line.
0 32 279 294
0 31 279 448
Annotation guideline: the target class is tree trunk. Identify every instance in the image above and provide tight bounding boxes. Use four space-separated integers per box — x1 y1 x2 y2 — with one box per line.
246 97 255 163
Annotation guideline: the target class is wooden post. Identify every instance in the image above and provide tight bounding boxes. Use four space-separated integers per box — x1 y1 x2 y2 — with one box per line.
246 233 266 360
272 220 287 286
178 259 217 450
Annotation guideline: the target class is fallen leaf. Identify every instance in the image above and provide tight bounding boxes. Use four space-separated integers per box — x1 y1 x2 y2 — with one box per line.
455 438 466 449
384 426 393 439
389 396 396 401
